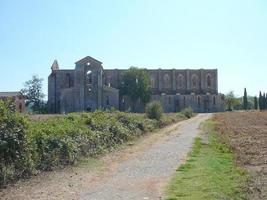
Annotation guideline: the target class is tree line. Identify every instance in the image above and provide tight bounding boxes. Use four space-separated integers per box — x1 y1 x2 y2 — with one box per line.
226 88 267 111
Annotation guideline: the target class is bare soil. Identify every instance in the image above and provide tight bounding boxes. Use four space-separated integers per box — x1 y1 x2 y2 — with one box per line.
214 111 267 200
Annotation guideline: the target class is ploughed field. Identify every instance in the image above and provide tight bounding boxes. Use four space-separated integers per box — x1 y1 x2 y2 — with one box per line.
214 111 267 200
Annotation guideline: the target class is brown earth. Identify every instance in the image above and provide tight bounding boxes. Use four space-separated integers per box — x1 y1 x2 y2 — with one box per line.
214 111 267 200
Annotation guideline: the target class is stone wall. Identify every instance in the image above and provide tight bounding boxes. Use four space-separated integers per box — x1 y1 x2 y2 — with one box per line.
102 86 119 110
48 56 120 113
103 69 218 95
48 56 224 114
0 94 26 113
48 70 75 113
120 94 224 113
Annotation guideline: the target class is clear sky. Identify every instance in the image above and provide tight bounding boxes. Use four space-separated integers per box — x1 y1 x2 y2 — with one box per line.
1 0 267 98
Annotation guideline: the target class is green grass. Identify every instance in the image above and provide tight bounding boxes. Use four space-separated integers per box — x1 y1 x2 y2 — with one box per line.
165 120 249 200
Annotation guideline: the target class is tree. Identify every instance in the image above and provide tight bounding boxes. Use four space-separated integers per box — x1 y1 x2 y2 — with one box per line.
120 67 151 110
243 88 248 110
225 91 240 111
264 93 267 110
254 96 258 110
21 75 45 113
259 91 263 110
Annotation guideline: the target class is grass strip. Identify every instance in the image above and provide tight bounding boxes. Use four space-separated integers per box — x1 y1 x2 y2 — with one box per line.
165 120 249 200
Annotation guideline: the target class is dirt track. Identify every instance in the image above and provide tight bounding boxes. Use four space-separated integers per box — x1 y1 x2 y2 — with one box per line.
0 114 210 200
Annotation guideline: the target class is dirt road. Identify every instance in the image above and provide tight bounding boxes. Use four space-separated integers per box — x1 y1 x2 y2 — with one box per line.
0 114 211 200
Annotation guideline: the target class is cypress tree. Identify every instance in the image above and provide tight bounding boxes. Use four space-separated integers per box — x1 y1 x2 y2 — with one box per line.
263 93 266 110
254 96 258 110
243 88 248 110
263 93 267 110
259 91 263 111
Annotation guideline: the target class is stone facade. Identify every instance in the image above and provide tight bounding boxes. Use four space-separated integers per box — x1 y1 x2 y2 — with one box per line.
48 56 224 113
0 92 26 113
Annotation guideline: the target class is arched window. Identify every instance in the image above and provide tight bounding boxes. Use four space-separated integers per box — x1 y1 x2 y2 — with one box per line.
168 96 171 104
177 74 184 89
207 74 211 88
197 96 201 106
191 75 198 89
183 96 186 107
106 75 112 86
175 99 179 107
163 74 170 88
86 70 92 84
150 76 156 88
213 96 216 105
66 73 71 88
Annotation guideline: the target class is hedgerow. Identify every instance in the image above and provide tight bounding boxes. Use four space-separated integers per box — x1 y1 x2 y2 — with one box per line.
0 100 33 185
0 102 188 187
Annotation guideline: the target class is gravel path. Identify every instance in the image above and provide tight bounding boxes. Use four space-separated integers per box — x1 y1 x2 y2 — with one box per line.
0 114 210 200
81 113 211 200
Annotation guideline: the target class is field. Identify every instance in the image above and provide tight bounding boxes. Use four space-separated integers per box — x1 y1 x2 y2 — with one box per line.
214 111 267 200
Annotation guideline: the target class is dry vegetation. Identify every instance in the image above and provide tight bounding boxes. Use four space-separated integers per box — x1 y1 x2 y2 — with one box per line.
214 111 267 200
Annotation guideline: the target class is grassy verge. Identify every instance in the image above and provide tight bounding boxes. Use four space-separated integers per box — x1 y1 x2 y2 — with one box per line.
165 120 249 200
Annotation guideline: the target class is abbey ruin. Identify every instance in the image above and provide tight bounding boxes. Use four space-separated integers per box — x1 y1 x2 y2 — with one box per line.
48 56 224 113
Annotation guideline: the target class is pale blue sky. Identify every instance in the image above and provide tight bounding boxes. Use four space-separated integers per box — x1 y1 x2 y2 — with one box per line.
1 0 267 98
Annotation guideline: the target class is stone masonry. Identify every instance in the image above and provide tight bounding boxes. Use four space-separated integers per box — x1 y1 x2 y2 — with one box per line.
48 56 224 113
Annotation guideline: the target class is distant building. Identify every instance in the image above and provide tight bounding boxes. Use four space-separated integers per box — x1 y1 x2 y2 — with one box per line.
0 92 26 113
48 56 225 113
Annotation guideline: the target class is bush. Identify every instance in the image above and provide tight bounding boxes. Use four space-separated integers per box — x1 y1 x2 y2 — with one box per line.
0 107 185 187
145 101 164 120
0 100 33 186
28 115 90 170
181 107 194 118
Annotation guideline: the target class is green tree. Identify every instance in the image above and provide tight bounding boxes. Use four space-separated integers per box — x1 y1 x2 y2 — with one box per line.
225 91 240 111
254 96 258 110
21 75 45 113
120 67 151 110
259 91 263 110
261 93 265 110
262 93 267 110
243 88 248 110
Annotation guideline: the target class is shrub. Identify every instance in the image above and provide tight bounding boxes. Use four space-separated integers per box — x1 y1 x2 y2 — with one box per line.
145 101 164 120
26 111 159 171
181 107 194 118
0 100 33 186
28 116 89 170
0 108 184 187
